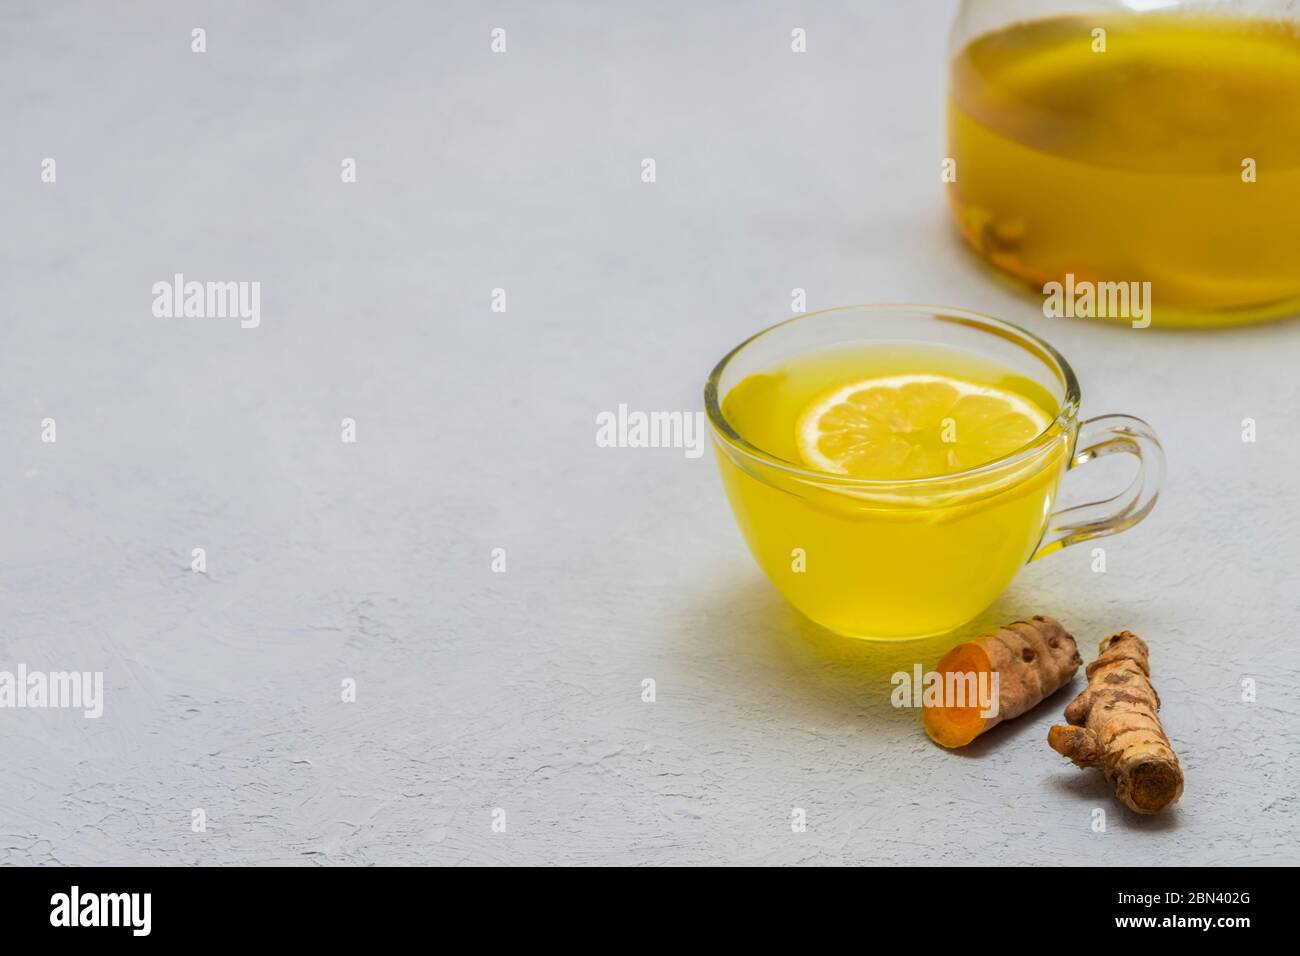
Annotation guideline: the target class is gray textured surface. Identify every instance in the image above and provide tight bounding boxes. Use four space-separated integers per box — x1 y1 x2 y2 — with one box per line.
2 0 1298 866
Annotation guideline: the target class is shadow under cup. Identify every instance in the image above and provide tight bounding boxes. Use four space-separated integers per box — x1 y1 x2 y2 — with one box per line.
705 306 1164 641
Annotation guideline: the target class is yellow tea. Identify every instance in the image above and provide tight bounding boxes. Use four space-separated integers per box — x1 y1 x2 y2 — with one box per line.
949 14 1300 325
716 343 1070 640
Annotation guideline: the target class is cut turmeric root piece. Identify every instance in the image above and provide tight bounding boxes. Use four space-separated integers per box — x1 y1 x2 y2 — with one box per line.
923 616 1082 748
922 641 993 748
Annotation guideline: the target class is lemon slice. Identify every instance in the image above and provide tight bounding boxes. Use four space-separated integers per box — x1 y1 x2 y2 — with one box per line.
795 374 1051 479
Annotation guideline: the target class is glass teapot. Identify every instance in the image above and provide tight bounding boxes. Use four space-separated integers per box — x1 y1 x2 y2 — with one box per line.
947 0 1300 326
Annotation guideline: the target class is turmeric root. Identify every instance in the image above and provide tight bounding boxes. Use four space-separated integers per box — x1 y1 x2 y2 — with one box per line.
923 616 1081 748
1048 631 1184 814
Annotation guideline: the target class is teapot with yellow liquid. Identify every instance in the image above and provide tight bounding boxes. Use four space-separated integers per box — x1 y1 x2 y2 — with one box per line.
947 0 1300 326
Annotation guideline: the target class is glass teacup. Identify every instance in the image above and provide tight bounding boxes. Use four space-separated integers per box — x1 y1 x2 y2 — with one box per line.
705 305 1164 640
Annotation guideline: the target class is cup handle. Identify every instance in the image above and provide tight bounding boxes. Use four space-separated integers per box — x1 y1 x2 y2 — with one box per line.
1030 414 1165 561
